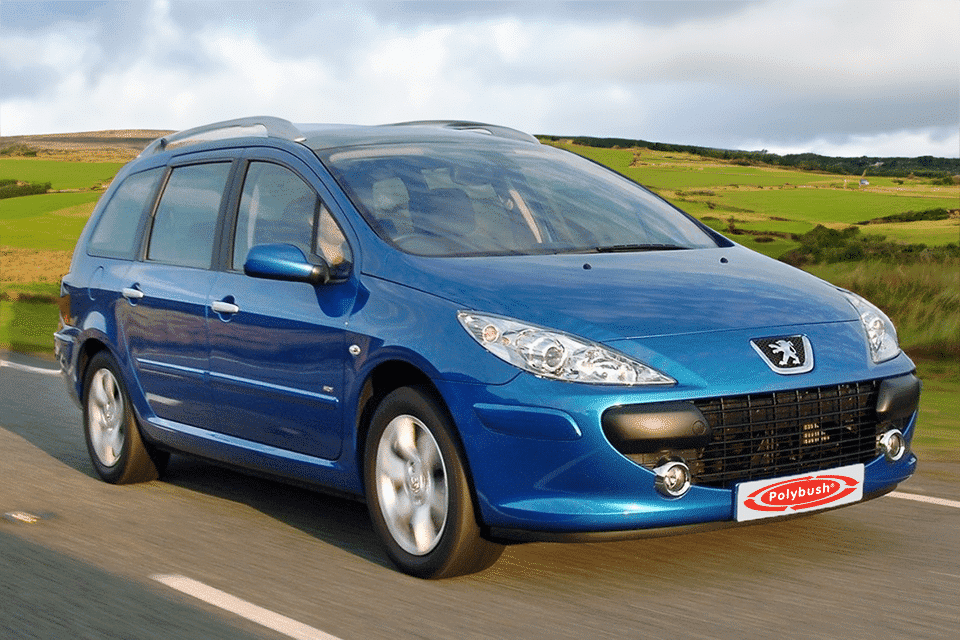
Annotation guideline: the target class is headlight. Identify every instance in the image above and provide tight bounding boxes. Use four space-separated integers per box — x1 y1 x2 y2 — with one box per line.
457 311 675 386
840 290 901 363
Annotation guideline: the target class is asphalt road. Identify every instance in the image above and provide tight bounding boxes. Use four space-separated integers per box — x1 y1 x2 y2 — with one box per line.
2 350 958 640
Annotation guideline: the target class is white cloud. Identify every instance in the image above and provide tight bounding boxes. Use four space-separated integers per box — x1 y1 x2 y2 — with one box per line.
0 27 86 72
0 0 957 157
756 127 960 159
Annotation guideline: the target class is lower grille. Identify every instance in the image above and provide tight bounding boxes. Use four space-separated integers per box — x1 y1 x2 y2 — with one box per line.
691 381 881 488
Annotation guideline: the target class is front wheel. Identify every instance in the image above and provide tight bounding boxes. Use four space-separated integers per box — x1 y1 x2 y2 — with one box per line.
364 386 503 578
83 352 168 484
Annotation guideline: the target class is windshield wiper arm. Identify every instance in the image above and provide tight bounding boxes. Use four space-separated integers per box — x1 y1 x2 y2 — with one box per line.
588 243 688 253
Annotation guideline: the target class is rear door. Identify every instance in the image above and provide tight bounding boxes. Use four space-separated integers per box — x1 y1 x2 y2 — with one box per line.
205 150 356 459
122 159 234 428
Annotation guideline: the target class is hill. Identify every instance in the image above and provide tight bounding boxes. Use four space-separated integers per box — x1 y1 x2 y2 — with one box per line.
0 129 173 162
539 135 960 180
4 129 959 176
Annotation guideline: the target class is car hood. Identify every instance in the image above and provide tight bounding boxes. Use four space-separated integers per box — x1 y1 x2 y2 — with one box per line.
372 246 858 343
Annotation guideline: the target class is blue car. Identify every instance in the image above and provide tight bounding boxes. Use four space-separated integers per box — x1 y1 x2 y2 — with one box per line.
56 117 919 578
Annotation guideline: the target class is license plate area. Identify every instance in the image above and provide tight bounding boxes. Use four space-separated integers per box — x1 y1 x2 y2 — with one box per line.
734 463 864 522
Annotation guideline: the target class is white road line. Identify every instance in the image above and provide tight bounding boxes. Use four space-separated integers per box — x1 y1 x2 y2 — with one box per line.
0 359 60 376
151 574 342 640
889 491 960 510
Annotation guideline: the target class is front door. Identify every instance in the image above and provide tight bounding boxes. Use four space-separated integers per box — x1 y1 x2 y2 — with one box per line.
205 157 355 459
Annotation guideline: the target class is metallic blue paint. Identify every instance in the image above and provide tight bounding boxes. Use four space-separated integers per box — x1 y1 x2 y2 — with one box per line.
473 403 583 440
206 269 349 459
366 247 859 344
243 243 324 283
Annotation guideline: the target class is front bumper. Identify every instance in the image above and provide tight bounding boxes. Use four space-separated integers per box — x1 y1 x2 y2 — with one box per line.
53 324 82 407
436 369 919 540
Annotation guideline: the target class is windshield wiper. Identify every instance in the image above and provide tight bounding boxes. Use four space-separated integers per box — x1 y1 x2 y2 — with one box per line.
587 243 689 253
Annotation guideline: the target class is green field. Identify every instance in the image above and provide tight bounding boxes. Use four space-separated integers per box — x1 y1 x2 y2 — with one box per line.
694 188 957 226
550 142 960 250
1 192 99 251
0 299 54 353
0 158 125 190
915 375 960 459
1 149 957 458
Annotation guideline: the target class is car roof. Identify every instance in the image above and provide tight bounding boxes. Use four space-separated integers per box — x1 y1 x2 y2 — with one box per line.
301 122 538 150
138 117 539 158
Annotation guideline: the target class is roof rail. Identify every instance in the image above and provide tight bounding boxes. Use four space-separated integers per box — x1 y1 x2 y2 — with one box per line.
139 116 306 157
387 120 540 144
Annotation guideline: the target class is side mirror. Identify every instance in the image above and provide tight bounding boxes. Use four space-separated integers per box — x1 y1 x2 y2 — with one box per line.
244 243 330 285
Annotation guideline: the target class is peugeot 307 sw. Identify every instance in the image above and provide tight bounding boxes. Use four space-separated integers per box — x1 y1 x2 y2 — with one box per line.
56 117 919 578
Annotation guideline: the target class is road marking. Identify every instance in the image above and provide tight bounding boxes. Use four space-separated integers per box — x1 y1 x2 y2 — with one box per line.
888 491 960 510
0 359 60 376
151 574 342 640
3 511 40 524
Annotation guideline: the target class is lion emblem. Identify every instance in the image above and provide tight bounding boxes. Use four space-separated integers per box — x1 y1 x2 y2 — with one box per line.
769 339 801 366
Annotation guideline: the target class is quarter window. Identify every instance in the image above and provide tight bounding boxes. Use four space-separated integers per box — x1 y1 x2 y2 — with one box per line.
147 163 231 268
88 167 164 259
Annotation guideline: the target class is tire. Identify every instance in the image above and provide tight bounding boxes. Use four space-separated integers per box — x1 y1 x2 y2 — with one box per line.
83 352 168 484
364 386 504 578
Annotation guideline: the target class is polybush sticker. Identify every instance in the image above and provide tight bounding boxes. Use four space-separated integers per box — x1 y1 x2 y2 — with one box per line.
735 464 864 522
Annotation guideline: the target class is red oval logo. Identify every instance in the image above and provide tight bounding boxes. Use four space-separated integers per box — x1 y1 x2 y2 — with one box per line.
744 474 860 513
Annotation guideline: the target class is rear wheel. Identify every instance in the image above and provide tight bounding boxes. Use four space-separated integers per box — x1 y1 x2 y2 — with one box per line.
83 352 168 483
364 386 503 578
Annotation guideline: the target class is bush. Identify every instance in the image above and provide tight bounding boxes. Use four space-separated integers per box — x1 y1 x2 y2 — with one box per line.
780 224 959 266
858 208 952 225
0 144 38 157
930 175 959 186
0 181 52 199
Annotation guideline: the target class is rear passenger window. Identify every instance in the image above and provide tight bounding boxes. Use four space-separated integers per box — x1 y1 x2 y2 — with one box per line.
147 163 231 268
88 167 163 259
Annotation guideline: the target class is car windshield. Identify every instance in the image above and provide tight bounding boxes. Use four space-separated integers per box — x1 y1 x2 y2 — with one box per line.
320 141 719 257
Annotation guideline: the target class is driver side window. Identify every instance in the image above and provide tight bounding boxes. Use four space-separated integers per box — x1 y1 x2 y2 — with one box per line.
233 162 350 273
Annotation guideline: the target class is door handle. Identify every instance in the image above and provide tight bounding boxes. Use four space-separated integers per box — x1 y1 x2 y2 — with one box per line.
211 300 240 314
121 287 144 300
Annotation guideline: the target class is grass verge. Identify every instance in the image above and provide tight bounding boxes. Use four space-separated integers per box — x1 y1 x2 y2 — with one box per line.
0 298 58 355
911 363 960 461
804 260 960 360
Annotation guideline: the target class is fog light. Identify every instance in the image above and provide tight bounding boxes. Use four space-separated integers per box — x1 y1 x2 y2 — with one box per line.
653 459 692 498
878 429 906 462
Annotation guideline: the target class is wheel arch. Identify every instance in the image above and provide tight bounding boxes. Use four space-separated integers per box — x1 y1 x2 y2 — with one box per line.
355 359 435 477
76 336 110 399
353 360 487 525
75 336 151 441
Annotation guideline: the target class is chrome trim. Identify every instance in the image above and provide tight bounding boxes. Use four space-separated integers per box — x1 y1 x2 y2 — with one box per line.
211 300 240 314
750 334 814 375
653 460 692 498
208 371 340 406
121 287 144 300
879 429 907 462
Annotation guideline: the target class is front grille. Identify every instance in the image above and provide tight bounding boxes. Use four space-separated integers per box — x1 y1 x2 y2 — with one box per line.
692 381 881 488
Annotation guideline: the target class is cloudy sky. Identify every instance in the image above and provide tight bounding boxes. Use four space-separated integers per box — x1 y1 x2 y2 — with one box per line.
1 0 958 157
